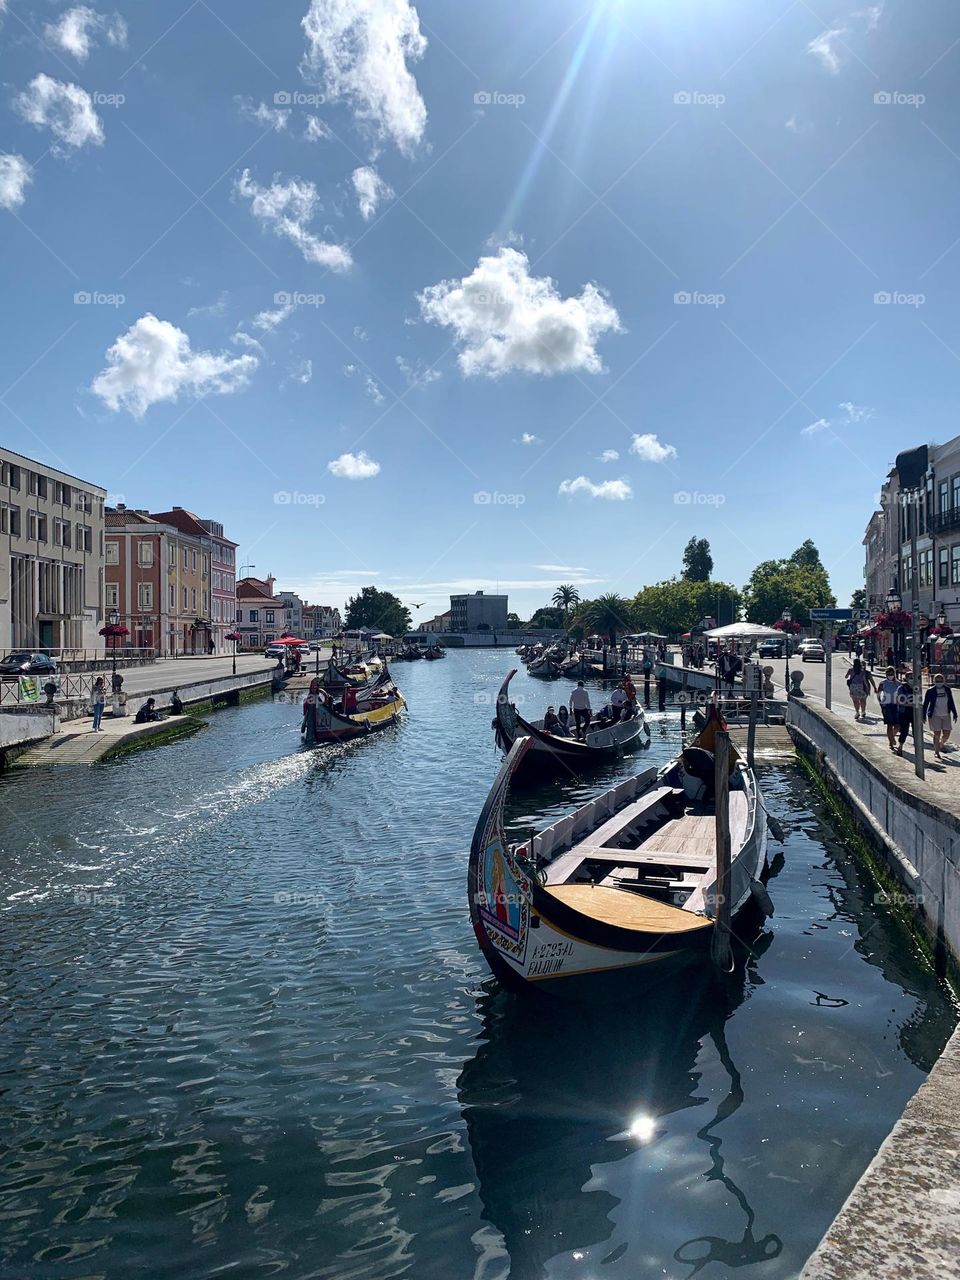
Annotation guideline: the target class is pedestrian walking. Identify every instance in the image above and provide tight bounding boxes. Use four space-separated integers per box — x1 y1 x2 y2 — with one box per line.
876 667 900 752
845 659 875 721
894 677 915 756
922 674 957 761
90 676 106 732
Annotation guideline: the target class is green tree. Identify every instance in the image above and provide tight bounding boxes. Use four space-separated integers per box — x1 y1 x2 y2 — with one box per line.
552 584 581 626
527 605 564 630
742 557 835 625
582 593 637 644
850 588 866 610
344 586 412 637
633 579 740 634
789 539 825 570
506 612 522 628
681 536 713 582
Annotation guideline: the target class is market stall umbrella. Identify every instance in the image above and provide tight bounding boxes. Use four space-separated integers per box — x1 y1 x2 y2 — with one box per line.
703 622 783 640
274 636 307 645
632 630 667 640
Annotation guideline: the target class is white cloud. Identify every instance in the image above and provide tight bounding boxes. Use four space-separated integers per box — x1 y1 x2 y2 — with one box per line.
807 27 847 73
856 4 883 31
301 0 428 156
304 114 333 142
486 228 524 249
352 164 394 220
519 432 540 445
91 314 258 417
353 325 368 341
252 302 294 331
236 97 290 132
14 74 104 150
364 374 385 403
44 6 126 61
328 450 381 479
187 291 229 318
630 432 677 463
801 417 831 436
232 330 264 353
418 248 621 378
839 400 873 422
558 476 632 501
599 448 619 462
395 354 440 387
534 564 589 574
235 169 352 270
343 362 358 376
0 154 31 211
288 358 313 385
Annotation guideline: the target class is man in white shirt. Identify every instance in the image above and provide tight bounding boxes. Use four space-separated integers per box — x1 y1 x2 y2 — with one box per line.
610 685 627 721
569 682 592 737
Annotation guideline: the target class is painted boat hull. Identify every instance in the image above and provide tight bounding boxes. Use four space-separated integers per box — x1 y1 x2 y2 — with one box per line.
302 690 405 745
468 736 768 988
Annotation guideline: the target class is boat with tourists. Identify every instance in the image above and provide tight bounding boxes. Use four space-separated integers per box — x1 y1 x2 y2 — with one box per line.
300 675 405 745
469 707 770 988
493 668 648 774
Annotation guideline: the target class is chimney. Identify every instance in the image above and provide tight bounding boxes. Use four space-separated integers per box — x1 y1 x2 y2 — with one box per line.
266 574 276 594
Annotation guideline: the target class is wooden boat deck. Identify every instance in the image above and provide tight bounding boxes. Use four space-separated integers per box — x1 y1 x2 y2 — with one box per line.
543 884 713 933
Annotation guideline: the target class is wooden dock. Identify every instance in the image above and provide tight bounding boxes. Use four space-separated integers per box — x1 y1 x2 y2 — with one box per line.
14 714 203 765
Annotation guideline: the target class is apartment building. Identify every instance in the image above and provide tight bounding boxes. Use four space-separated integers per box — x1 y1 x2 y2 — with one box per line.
864 438 960 627
449 591 508 632
0 446 105 649
105 507 213 655
236 575 291 648
150 509 237 653
303 603 342 636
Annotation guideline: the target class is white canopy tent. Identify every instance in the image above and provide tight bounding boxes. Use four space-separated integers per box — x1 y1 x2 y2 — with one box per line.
703 622 783 641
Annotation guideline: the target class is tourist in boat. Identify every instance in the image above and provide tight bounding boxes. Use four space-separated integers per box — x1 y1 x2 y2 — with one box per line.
610 684 627 720
923 673 957 761
623 673 637 706
876 666 900 751
845 659 874 721
134 697 161 724
343 684 358 714
569 682 592 738
555 705 571 736
543 705 562 734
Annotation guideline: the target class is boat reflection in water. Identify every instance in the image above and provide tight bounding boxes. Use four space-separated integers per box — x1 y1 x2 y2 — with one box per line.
458 939 782 1279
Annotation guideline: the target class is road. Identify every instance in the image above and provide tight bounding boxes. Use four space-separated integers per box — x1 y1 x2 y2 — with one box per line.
759 650 861 720
107 654 277 695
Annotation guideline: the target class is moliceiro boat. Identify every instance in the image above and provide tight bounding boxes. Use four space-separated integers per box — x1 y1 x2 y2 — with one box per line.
469 712 770 988
301 678 405 745
493 668 648 775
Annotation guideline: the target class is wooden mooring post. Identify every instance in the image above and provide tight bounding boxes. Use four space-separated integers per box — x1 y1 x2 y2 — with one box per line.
711 729 732 971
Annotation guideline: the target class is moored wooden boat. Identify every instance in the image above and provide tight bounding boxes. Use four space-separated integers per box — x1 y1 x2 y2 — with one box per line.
301 679 405 745
469 713 770 989
493 668 648 775
423 644 445 660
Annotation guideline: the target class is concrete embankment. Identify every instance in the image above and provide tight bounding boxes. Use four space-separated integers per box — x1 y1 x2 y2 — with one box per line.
787 698 960 976
787 698 960 1279
5 666 276 766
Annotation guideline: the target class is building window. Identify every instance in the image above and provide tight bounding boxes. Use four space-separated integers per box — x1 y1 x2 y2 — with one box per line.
940 481 949 514
1 462 21 490
54 518 71 548
183 546 188 568
191 588 197 611
75 524 92 552
0 503 21 536
105 539 119 565
953 476 960 511
940 547 950 588
105 583 119 608
54 481 71 505
28 511 48 542
182 587 188 610
266 610 274 623
138 583 153 609
28 472 48 499
169 543 176 566
169 584 175 608
137 540 154 567
952 544 960 586
192 550 197 572
920 547 933 587
250 609 259 622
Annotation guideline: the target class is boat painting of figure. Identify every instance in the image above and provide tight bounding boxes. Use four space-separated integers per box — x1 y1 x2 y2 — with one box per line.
493 668 649 776
469 707 770 989
301 676 405 745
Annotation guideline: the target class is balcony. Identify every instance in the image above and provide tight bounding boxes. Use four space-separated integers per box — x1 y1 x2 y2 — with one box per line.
931 507 960 537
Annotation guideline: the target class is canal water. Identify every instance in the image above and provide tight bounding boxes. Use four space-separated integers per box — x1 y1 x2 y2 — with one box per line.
0 651 955 1280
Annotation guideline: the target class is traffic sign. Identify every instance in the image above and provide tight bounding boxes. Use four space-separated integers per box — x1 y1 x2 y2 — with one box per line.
313 628 323 637
810 608 853 620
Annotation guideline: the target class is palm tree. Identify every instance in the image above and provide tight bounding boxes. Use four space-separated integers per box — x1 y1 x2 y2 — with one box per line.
552 584 581 628
583 593 636 646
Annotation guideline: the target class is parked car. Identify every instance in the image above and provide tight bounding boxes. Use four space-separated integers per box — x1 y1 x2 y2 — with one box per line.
801 641 826 663
758 638 785 658
0 651 58 676
264 643 286 659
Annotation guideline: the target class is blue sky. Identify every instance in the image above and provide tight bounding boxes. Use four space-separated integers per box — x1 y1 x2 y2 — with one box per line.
2 0 960 621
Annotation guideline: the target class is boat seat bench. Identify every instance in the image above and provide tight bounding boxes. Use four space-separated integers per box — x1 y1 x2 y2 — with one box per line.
542 884 712 933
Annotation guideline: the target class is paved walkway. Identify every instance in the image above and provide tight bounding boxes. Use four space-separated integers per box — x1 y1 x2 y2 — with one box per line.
15 710 201 764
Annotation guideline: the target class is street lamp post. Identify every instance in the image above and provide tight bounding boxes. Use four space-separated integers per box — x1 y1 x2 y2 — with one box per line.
225 631 241 677
782 608 792 700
